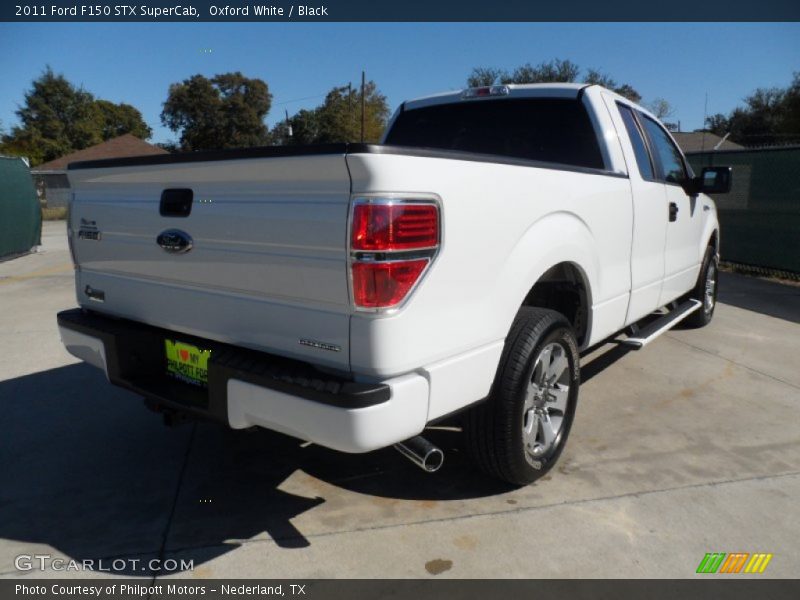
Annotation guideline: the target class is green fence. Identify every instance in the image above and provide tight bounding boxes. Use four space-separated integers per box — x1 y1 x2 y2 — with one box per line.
0 156 42 259
687 147 800 275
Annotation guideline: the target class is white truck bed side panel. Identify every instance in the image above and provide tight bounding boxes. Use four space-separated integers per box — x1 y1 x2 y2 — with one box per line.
347 153 634 379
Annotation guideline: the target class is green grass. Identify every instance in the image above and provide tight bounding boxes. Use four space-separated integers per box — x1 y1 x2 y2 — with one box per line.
41 206 68 220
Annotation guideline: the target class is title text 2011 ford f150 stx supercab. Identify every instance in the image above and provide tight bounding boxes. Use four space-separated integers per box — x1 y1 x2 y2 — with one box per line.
57 84 731 485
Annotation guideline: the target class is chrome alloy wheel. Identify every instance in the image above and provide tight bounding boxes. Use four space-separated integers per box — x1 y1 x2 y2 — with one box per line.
704 261 717 313
522 342 571 463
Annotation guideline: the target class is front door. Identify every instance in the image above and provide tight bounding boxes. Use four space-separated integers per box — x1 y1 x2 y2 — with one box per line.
638 115 704 305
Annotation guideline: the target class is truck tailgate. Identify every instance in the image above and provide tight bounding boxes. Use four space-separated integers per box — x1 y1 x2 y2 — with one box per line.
67 152 352 370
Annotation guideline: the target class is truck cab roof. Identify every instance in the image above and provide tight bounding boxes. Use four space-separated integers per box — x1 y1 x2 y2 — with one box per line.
404 83 591 111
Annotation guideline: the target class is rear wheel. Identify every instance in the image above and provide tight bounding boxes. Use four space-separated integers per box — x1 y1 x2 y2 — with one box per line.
683 245 718 328
464 308 580 485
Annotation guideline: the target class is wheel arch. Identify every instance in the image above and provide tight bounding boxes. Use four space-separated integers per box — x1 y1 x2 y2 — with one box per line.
699 203 720 262
520 261 593 347
494 212 599 349
708 228 719 254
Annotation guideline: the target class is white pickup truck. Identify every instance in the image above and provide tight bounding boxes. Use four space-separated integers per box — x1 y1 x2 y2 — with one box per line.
58 83 731 485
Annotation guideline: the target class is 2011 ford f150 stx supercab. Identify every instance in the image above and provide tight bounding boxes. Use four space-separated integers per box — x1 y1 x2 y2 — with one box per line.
57 83 731 485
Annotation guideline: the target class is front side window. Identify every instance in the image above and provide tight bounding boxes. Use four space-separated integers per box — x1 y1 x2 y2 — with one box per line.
385 98 605 170
639 115 687 184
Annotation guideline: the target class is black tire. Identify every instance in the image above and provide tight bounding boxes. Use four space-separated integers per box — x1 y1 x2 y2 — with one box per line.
464 307 580 486
683 245 718 329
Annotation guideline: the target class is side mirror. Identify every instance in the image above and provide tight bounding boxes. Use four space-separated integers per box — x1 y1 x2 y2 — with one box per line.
685 166 732 195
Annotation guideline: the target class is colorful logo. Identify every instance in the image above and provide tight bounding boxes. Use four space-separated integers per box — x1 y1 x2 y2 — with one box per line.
696 552 773 574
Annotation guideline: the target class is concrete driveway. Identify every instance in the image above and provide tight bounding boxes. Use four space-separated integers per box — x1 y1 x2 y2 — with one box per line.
1 222 798 579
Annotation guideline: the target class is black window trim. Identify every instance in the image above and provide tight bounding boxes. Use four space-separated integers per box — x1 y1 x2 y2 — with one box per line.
616 101 659 184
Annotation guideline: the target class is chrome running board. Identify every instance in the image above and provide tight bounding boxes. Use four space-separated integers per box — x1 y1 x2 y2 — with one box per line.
621 299 703 349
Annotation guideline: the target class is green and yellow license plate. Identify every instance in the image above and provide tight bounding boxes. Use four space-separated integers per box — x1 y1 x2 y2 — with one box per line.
165 339 211 386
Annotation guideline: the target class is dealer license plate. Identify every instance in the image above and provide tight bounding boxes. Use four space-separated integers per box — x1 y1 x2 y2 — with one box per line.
165 339 211 386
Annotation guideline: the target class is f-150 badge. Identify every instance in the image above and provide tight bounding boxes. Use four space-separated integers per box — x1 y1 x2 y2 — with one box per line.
78 218 101 241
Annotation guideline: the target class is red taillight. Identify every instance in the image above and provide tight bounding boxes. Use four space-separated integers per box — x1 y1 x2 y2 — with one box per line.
351 203 438 251
350 200 440 309
352 260 429 308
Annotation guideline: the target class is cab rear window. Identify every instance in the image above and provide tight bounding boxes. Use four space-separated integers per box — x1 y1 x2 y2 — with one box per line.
384 97 605 170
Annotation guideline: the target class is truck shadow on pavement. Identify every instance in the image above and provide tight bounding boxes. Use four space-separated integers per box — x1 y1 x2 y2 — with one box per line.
0 363 510 576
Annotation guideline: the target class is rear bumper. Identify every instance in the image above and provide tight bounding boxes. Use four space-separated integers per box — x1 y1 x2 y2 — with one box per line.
56 309 429 453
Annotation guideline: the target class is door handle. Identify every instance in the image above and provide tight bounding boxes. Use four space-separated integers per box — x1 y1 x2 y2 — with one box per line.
669 202 679 222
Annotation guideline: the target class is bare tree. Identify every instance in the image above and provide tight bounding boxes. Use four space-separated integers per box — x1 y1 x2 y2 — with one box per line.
646 98 675 120
467 67 505 87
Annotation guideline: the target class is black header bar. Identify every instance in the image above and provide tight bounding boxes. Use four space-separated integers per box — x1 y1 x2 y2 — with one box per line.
3 0 800 22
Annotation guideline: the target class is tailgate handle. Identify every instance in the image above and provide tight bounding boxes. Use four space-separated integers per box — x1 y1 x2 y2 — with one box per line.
160 189 193 217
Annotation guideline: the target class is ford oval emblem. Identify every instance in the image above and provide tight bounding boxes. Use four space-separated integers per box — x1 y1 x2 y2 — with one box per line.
157 229 193 254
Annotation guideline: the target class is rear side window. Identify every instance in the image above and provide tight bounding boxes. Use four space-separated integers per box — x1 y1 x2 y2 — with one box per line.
639 115 688 184
384 98 605 170
617 104 655 181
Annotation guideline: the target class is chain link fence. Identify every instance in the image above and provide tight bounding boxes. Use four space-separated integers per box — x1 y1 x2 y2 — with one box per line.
687 147 800 276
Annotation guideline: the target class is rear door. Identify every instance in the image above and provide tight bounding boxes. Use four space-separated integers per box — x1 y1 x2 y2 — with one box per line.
606 97 668 324
638 115 704 305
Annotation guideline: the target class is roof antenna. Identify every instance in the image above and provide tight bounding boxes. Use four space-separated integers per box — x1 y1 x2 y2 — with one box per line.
701 92 708 153
361 70 366 143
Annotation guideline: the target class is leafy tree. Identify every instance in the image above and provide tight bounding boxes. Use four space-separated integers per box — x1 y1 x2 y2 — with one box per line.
704 73 800 146
93 100 151 140
316 82 389 143
0 67 152 165
268 120 290 145
704 113 730 135
613 85 642 104
271 108 321 146
161 72 272 151
274 81 389 146
1 67 93 164
466 60 641 103
783 72 800 135
155 140 181 153
584 69 642 103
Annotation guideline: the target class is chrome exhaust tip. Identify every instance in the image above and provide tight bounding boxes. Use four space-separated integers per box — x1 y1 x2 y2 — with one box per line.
394 436 444 473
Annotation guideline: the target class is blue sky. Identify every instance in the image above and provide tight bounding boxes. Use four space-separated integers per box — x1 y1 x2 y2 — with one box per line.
0 22 798 144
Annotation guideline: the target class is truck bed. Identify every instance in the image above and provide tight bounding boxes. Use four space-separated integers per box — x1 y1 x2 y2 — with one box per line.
68 140 631 380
